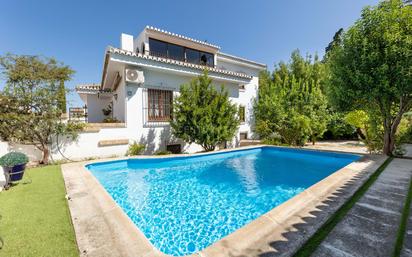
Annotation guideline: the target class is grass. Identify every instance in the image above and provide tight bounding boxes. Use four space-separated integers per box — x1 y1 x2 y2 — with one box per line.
0 165 78 257
294 157 394 257
392 169 412 257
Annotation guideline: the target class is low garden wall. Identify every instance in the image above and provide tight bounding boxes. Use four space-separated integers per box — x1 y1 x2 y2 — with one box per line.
0 124 131 164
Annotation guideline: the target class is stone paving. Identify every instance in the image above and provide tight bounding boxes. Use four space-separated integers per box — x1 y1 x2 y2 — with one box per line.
311 158 412 257
403 144 412 158
304 141 368 155
401 173 412 257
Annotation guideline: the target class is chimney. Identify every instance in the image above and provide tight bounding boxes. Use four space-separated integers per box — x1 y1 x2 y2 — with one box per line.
120 33 134 52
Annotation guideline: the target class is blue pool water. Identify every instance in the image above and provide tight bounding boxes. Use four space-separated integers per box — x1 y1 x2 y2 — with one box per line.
87 147 359 256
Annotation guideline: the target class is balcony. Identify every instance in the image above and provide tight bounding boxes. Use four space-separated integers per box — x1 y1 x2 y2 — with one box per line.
148 38 215 67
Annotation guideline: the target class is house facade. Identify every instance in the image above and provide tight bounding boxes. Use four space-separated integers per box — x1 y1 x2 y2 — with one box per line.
75 26 266 155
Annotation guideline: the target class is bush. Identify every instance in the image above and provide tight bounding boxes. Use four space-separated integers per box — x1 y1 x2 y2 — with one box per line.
344 110 384 153
154 150 172 155
398 114 412 144
323 112 357 140
394 116 412 155
102 117 121 123
171 71 239 151
0 152 29 167
126 142 145 156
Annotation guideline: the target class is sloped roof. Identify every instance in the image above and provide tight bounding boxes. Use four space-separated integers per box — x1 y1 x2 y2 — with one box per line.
107 46 252 79
76 84 101 92
218 52 267 68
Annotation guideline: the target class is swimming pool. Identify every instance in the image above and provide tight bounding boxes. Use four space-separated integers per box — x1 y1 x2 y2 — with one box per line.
87 146 360 256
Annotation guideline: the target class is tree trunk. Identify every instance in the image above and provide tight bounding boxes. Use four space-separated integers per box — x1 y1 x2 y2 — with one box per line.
382 113 402 156
203 145 215 152
382 128 394 156
41 147 50 164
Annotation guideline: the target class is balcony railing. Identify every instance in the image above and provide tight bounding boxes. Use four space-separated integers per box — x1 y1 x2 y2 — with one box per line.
149 50 214 67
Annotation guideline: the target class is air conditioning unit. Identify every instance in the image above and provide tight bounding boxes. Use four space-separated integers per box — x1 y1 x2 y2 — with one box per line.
125 68 144 84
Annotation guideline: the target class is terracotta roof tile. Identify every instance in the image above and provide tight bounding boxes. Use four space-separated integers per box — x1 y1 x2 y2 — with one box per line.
108 47 252 80
76 84 101 91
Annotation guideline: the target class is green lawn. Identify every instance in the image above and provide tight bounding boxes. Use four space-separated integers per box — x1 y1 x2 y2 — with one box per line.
0 165 78 257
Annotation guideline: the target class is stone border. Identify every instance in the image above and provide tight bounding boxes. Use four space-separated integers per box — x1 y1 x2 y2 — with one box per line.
61 146 387 257
86 123 126 128
97 139 129 147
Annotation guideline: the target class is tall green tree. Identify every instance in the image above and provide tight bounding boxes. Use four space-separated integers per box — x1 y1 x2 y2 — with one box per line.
254 50 329 145
57 80 67 113
324 28 344 60
327 0 412 155
0 54 80 164
171 71 239 151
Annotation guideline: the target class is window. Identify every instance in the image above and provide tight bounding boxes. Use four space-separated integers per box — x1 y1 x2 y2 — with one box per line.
148 38 214 67
149 38 168 58
168 44 185 61
147 89 173 122
200 52 214 66
186 48 200 64
239 106 246 123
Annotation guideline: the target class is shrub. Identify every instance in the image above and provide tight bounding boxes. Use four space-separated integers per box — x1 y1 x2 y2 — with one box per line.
154 150 172 155
102 105 112 116
323 112 357 140
102 117 121 123
126 142 145 156
0 152 29 167
171 71 239 151
344 110 384 153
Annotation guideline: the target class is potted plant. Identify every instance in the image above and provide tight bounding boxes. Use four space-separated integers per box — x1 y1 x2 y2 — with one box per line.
0 152 29 182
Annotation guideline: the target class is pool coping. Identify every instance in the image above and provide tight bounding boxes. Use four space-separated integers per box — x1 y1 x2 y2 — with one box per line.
61 145 387 257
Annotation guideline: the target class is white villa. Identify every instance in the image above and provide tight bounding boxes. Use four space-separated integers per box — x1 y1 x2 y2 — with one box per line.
72 26 266 156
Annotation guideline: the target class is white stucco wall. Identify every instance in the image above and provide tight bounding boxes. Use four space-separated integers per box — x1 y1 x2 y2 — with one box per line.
0 141 8 190
112 80 126 122
87 95 112 122
0 131 130 165
122 65 258 154
0 54 261 172
51 128 130 160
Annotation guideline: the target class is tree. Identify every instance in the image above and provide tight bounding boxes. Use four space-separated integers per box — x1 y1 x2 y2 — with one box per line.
254 50 329 146
0 54 81 164
57 80 67 113
327 0 412 155
171 71 239 151
325 28 344 57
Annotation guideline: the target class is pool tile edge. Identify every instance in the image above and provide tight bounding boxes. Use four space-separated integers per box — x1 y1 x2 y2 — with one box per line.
61 149 386 257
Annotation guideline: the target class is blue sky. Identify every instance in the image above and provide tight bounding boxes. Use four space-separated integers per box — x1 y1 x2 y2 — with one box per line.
0 0 378 107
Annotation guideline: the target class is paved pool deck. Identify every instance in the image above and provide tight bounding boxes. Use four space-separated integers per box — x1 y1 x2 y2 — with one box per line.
311 158 412 257
304 141 368 155
403 144 412 158
62 145 388 257
402 194 412 257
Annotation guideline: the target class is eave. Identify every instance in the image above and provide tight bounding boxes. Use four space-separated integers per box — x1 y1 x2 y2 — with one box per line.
101 47 253 89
